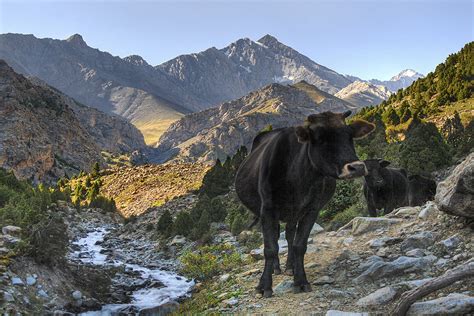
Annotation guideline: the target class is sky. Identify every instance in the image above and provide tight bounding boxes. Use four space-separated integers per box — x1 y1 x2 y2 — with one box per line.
0 0 472 80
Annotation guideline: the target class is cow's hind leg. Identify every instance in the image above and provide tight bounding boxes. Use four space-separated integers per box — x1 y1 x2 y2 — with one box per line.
272 223 281 275
256 209 279 298
292 211 317 294
285 223 296 275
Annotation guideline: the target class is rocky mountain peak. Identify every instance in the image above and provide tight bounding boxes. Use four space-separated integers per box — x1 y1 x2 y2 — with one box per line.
66 33 87 47
123 55 150 67
257 34 280 46
391 69 422 81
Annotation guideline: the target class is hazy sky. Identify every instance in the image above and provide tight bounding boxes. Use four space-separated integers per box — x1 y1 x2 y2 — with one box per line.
1 0 472 80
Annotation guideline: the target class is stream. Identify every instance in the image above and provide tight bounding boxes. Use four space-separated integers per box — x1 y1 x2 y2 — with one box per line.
69 226 194 315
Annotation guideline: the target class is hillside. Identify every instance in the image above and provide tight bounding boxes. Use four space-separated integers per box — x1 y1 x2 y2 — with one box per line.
0 60 145 182
357 42 473 131
154 81 356 163
98 163 210 217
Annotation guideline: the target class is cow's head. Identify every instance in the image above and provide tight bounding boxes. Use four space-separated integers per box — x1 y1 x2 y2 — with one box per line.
295 111 375 179
364 159 391 187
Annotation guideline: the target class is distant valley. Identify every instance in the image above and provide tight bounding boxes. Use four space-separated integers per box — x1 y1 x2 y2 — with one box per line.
0 33 422 144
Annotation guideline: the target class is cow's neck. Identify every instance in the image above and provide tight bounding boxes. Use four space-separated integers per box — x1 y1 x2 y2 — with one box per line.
291 143 325 182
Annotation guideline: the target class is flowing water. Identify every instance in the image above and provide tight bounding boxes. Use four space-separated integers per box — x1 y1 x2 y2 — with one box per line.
69 226 194 315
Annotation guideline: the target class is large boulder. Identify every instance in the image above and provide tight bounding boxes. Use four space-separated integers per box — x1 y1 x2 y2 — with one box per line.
407 293 474 315
436 153 474 218
351 217 402 235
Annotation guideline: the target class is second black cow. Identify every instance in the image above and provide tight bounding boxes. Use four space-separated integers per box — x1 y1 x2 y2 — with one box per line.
363 159 409 216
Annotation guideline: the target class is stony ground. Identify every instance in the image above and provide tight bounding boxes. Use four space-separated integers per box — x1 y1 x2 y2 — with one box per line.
183 202 473 315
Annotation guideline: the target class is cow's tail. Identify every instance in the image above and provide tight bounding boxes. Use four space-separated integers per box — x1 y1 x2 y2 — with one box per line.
247 216 260 230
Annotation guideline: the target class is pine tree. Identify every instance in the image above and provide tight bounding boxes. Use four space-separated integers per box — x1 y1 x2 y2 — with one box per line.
157 210 173 237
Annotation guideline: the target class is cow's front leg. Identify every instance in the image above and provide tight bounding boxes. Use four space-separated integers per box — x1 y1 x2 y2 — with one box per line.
256 209 279 298
285 223 296 275
292 211 317 293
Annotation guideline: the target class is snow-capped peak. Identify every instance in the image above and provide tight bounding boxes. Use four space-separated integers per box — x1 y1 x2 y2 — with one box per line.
390 69 423 81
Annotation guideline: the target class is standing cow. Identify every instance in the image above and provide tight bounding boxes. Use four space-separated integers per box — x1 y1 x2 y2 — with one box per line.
363 159 409 216
235 111 374 297
408 175 437 206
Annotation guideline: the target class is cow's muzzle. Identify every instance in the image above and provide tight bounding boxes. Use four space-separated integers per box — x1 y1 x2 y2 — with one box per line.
338 161 368 179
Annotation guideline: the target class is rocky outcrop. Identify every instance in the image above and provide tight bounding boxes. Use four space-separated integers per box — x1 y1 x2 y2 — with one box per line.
154 81 356 163
335 81 391 107
0 61 145 182
435 153 474 218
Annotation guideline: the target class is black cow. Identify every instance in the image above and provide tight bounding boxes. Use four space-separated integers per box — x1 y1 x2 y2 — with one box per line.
408 175 437 206
235 111 374 297
363 159 409 216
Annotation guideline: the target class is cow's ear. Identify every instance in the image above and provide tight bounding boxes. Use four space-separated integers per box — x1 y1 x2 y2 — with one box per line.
350 120 375 139
379 160 391 168
295 126 311 143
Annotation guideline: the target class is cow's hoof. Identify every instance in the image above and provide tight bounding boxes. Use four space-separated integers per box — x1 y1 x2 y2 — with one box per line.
293 284 312 293
263 290 273 298
255 286 263 295
285 268 294 276
273 268 282 275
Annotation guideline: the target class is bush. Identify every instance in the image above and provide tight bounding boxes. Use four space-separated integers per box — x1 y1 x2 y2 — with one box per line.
180 244 242 281
328 201 366 231
173 212 193 237
89 195 116 212
319 179 363 223
157 210 173 237
230 214 246 236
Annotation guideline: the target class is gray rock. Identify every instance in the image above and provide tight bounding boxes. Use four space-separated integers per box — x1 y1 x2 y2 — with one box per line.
435 258 449 267
393 206 420 217
354 255 436 283
405 248 426 257
435 153 474 218
222 297 239 307
3 291 14 302
418 202 439 219
407 293 474 315
2 225 21 236
11 277 24 286
274 280 294 294
26 275 36 286
72 290 82 300
314 276 335 285
352 217 402 235
169 235 187 246
398 277 433 289
219 274 231 282
326 310 368 316
400 231 434 252
38 289 49 298
250 248 264 260
358 256 384 271
310 223 324 235
356 286 398 306
440 235 461 250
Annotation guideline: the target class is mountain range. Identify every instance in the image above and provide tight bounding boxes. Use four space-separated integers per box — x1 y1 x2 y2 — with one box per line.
0 60 146 182
0 33 422 144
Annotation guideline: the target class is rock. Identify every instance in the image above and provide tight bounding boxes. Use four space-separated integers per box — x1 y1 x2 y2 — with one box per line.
2 234 21 247
407 293 474 315
219 274 231 282
26 275 36 286
393 206 420 217
398 277 433 289
222 297 238 307
358 256 384 271
400 231 434 252
435 258 449 267
274 280 294 294
238 230 254 242
0 247 9 255
314 276 335 285
169 235 187 246
352 217 402 235
418 202 439 219
356 286 398 306
354 255 436 283
2 225 21 236
405 248 425 257
310 223 324 235
11 277 24 286
38 289 49 298
72 290 82 300
140 301 178 315
440 235 461 250
435 153 474 218
250 248 264 260
326 311 368 316
342 237 354 246
3 291 14 302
